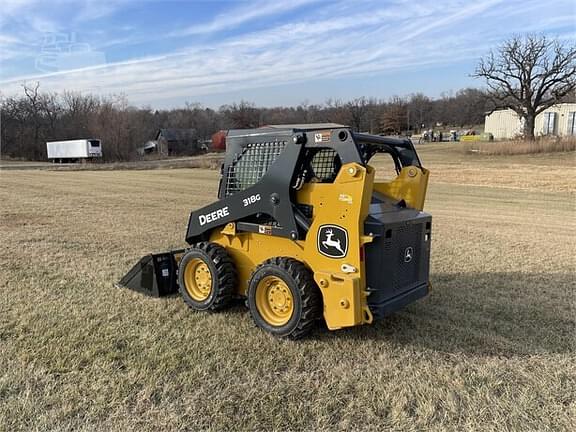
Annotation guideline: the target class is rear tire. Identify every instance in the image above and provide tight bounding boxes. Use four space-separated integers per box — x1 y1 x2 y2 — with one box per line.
178 242 236 311
247 257 322 339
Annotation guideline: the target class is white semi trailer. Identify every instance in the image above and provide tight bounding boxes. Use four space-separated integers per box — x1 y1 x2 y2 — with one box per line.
46 139 102 162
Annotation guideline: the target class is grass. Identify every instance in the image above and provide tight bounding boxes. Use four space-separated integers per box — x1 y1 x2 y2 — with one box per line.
464 137 576 155
1 143 575 431
0 153 224 171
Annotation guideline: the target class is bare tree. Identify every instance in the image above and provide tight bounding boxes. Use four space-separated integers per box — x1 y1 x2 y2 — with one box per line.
474 34 576 139
39 91 61 138
346 97 369 132
1 95 29 157
380 96 407 135
321 98 347 126
407 93 432 132
89 94 132 161
61 90 100 139
449 89 488 127
21 82 44 158
220 101 260 128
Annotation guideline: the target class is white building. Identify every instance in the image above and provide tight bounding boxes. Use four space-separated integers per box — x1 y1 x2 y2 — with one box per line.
484 103 576 139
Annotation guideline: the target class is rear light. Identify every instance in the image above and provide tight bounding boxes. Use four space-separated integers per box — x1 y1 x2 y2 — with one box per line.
360 246 364 262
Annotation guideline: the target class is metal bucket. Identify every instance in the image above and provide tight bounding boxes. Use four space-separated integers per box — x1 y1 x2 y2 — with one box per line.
116 249 185 297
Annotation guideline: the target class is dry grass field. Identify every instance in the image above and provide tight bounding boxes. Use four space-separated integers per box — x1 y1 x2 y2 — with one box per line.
1 143 575 431
465 137 576 156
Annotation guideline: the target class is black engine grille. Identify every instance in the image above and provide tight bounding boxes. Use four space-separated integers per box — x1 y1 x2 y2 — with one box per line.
385 223 423 293
365 218 430 308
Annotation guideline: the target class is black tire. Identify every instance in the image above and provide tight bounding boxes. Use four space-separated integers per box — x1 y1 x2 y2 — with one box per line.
247 257 322 339
178 242 236 311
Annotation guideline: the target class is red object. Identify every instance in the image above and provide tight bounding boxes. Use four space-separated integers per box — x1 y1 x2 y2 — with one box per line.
211 130 227 151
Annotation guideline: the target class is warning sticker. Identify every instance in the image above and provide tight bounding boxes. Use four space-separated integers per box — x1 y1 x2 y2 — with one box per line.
314 131 331 143
258 225 272 235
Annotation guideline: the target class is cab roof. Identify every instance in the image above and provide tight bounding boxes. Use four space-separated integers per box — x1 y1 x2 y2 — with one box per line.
227 123 348 137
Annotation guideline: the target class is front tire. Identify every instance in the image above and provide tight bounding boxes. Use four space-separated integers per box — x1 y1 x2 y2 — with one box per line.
178 242 236 311
247 257 321 339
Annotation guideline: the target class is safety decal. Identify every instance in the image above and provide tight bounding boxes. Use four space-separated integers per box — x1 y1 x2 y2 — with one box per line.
314 131 331 143
258 225 272 235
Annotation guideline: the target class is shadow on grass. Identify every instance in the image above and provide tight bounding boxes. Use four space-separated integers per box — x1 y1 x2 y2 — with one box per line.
315 272 575 356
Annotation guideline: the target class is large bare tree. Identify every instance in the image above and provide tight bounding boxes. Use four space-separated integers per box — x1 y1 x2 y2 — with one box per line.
474 34 576 139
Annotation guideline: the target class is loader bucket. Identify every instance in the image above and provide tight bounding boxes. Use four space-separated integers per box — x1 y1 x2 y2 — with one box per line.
116 249 185 297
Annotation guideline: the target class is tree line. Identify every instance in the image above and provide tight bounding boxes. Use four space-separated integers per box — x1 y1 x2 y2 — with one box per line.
1 34 574 160
0 85 490 161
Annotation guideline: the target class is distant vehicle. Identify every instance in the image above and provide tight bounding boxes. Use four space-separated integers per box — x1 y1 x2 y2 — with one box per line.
46 139 102 163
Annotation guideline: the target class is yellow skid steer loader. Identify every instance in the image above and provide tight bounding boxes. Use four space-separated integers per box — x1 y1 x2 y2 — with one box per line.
118 124 431 339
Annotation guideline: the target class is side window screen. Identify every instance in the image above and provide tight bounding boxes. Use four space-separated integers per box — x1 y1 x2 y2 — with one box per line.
225 141 286 196
307 148 341 183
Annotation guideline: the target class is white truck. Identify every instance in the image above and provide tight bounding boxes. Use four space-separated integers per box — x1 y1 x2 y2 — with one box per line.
46 139 102 162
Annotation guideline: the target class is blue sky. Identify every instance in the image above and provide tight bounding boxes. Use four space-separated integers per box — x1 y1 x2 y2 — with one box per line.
0 0 574 108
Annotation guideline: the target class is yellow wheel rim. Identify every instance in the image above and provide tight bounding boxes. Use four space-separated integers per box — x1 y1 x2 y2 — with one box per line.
255 276 294 326
183 258 213 301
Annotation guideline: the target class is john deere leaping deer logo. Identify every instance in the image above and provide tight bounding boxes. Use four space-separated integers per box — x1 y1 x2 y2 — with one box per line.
317 225 348 258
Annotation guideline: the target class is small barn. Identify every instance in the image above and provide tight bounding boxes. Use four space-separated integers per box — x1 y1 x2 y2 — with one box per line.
155 129 201 156
485 103 576 139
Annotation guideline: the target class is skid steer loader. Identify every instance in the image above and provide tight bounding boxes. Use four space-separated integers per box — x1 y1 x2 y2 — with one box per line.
118 124 431 339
